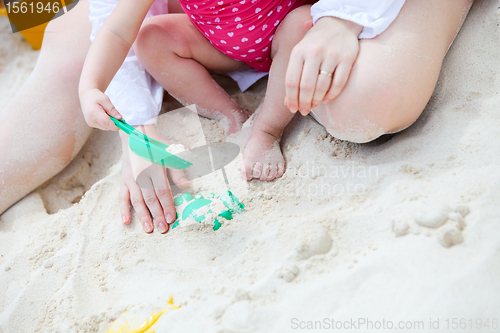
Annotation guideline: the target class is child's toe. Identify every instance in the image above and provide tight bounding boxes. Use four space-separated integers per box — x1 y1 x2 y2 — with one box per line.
252 162 263 179
260 162 271 181
267 165 277 181
242 160 254 180
276 163 285 178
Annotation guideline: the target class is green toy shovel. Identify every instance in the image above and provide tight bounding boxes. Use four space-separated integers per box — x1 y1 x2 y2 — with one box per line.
109 115 192 170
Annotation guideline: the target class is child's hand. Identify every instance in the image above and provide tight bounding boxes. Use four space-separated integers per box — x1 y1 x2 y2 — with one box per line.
80 88 122 131
284 17 363 115
118 128 190 234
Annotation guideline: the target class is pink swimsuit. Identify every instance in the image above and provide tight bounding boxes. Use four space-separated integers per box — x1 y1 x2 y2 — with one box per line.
180 0 312 71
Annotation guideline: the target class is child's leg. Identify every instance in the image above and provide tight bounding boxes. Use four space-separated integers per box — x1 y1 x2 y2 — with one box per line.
242 6 312 181
134 14 250 134
167 0 184 14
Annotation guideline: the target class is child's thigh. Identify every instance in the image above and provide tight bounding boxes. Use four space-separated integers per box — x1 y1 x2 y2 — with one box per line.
138 14 248 72
317 0 473 140
167 0 184 14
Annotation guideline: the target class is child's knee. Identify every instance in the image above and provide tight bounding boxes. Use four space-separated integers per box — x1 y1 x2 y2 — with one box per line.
135 18 192 60
273 5 312 51
135 20 164 56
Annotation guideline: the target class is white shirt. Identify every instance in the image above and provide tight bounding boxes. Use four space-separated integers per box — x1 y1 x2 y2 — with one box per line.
311 0 406 39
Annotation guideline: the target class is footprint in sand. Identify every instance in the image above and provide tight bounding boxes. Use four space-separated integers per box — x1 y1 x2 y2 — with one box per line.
437 225 464 248
273 226 332 283
436 204 470 248
291 226 332 260
221 301 261 332
404 200 470 248
391 220 410 237
277 264 299 283
454 204 470 218
447 211 466 231
414 202 452 228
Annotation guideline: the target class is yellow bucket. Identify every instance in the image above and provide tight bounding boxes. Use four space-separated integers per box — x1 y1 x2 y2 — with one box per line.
18 22 48 50
0 1 58 50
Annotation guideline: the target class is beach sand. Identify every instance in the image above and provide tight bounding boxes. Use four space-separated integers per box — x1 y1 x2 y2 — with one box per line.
1 1 500 332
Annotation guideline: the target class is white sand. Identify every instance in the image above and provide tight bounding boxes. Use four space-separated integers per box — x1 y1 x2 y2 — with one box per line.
1 1 500 332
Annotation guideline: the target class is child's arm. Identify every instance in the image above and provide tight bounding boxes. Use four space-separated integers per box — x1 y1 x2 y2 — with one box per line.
79 0 156 131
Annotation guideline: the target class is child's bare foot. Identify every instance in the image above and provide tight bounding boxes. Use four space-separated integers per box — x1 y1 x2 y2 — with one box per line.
226 108 250 135
242 128 285 181
196 106 249 135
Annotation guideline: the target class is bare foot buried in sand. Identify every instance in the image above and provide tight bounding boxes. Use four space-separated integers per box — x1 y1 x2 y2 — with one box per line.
196 106 250 136
242 127 285 181
225 108 250 136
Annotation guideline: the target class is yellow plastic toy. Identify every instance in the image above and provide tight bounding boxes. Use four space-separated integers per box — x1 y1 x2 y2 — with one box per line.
107 297 180 333
1 3 50 50
16 22 48 50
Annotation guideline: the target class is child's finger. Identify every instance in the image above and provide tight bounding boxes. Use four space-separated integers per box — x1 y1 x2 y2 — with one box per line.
107 106 122 120
119 183 132 225
323 62 353 103
98 94 122 120
96 110 119 131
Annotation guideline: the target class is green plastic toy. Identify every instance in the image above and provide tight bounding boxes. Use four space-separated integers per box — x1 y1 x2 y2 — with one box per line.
171 191 244 231
109 115 192 170
109 115 245 231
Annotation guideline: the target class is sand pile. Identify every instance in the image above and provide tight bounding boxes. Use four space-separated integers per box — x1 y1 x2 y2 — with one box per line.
1 1 499 332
